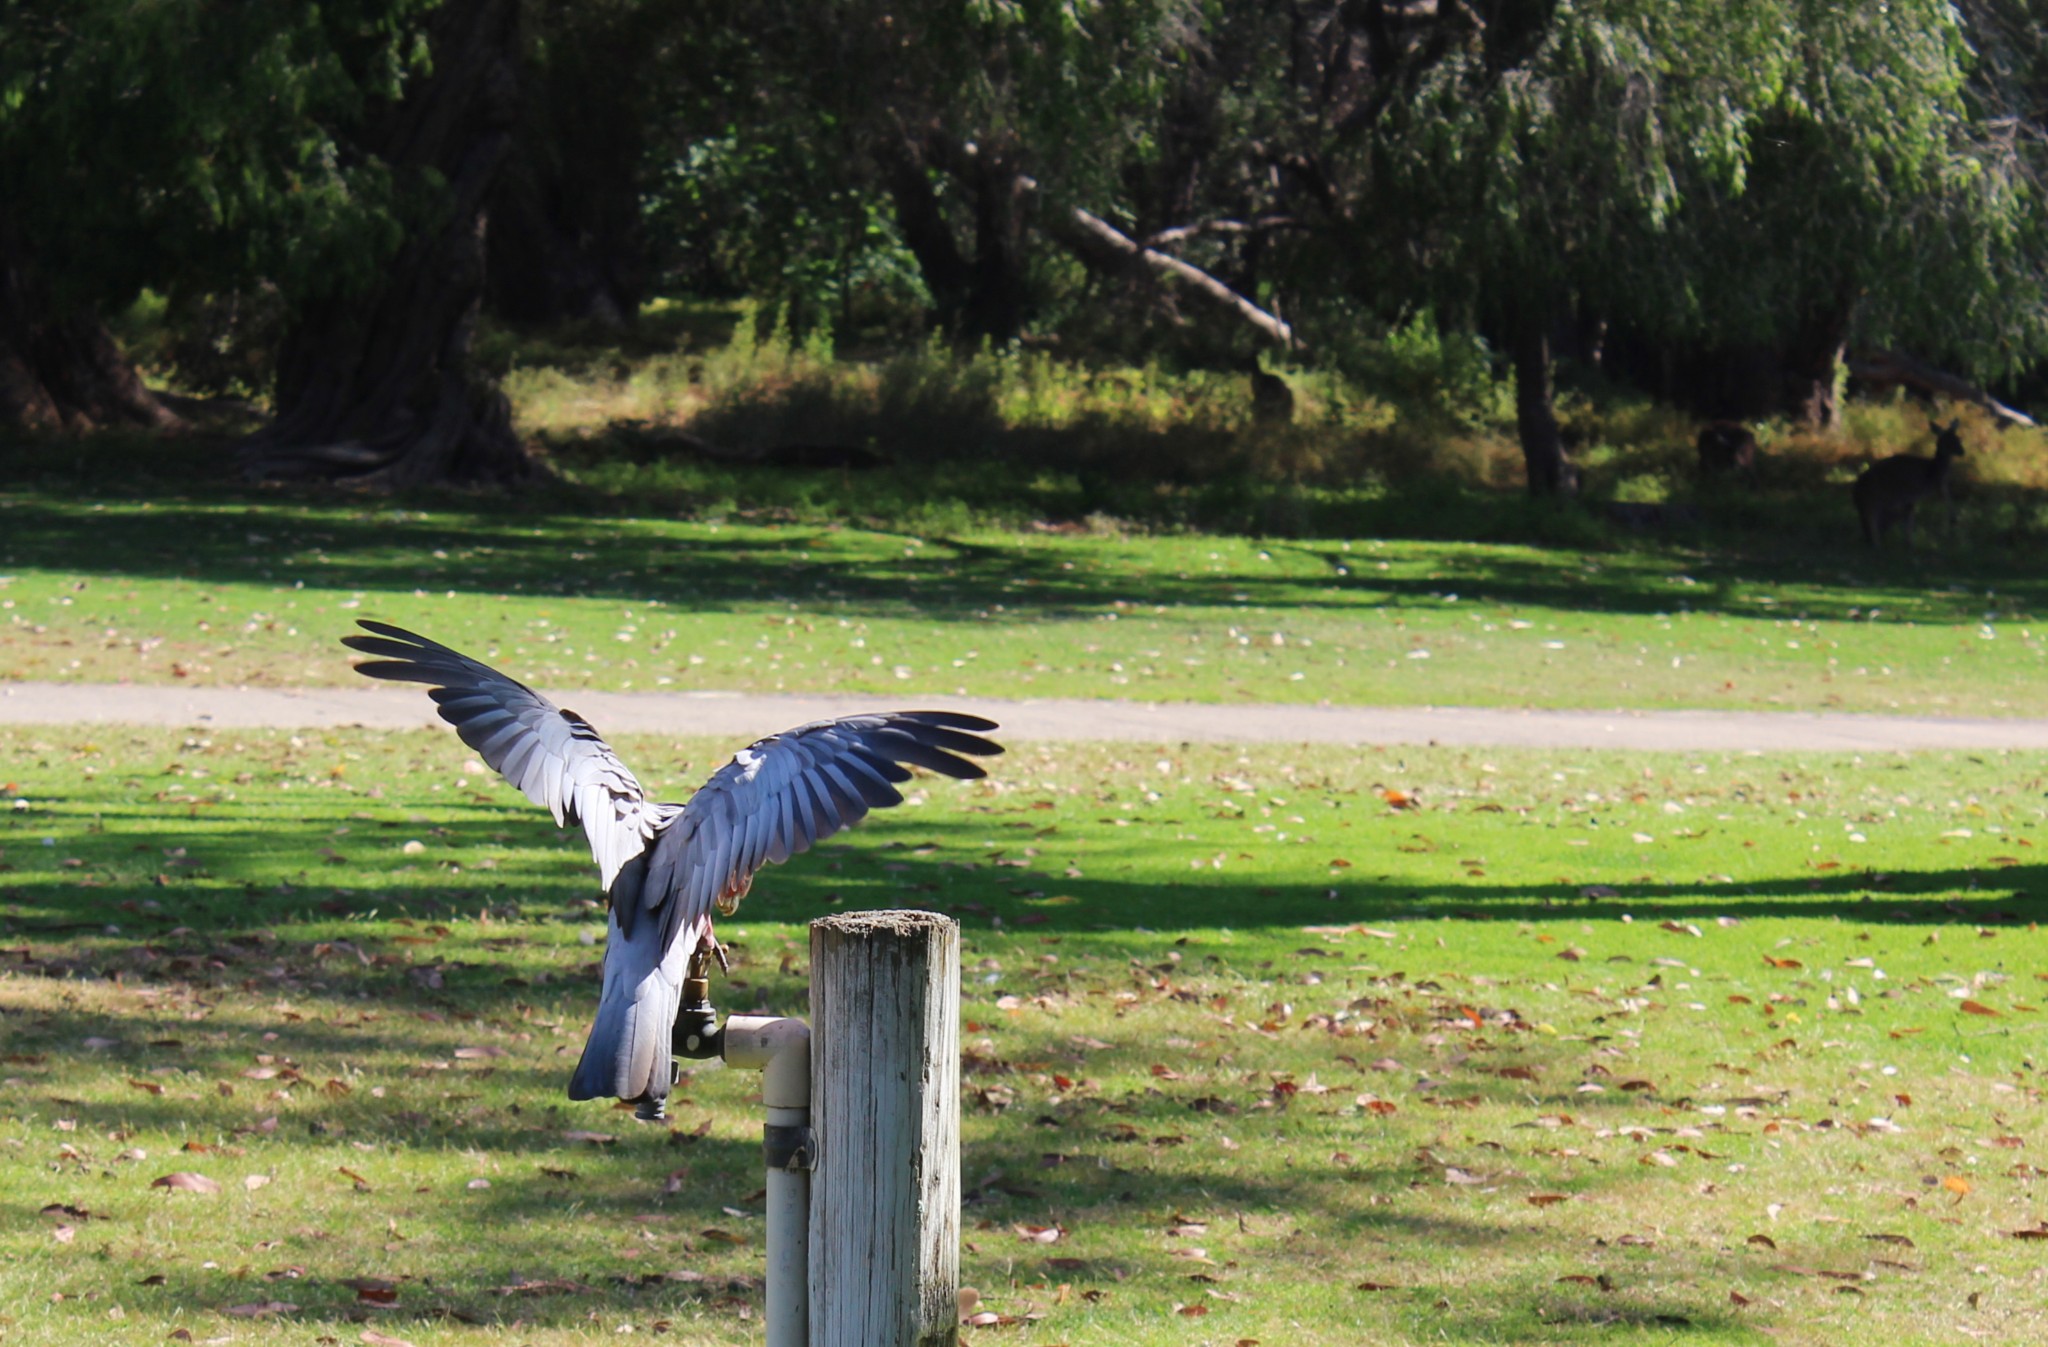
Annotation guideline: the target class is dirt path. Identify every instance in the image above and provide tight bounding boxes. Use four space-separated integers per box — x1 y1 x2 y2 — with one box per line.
4 680 2046 752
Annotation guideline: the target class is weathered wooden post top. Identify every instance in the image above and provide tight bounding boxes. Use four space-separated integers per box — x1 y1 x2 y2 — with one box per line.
809 910 962 1347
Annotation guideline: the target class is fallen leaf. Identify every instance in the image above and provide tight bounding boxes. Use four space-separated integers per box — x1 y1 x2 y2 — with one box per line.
221 1301 298 1318
361 1332 417 1347
151 1172 220 1195
493 1277 597 1296
1959 1000 2001 1017
1527 1194 1569 1208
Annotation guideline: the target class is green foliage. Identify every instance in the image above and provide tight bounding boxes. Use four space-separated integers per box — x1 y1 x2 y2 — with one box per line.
0 0 436 310
1345 313 1516 431
644 133 931 336
112 287 286 401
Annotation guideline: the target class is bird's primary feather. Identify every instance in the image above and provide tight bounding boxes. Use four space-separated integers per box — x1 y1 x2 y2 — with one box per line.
341 620 1002 1112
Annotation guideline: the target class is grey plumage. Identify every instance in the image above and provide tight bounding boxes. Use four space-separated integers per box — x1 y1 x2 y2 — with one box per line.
341 620 1002 1113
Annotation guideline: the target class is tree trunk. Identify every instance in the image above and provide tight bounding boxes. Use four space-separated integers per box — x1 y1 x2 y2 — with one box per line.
0 216 177 433
483 1 656 329
1780 303 1848 428
880 130 1031 344
878 133 975 334
962 145 1030 344
486 158 638 329
1510 320 1573 495
240 0 534 488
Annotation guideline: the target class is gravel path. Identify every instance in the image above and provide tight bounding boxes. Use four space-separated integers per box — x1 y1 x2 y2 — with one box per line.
4 680 2045 752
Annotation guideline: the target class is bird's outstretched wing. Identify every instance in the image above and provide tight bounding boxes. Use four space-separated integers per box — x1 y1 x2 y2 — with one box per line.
638 711 1003 942
341 620 662 890
572 712 1003 1106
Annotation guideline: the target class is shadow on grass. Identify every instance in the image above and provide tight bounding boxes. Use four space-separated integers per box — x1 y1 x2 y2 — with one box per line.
5 433 2047 630
11 795 1998 1342
8 794 2045 959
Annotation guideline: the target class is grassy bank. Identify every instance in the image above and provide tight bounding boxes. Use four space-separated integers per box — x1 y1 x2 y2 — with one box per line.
5 442 2048 716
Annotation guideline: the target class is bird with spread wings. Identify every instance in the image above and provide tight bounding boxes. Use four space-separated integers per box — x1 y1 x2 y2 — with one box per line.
341 620 1002 1117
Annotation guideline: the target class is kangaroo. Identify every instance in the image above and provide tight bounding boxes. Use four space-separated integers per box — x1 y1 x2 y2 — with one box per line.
1853 418 1964 547
1247 358 1294 426
1696 421 1758 478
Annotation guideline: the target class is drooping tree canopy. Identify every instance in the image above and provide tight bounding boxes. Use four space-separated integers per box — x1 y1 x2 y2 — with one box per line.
0 0 434 429
5 0 2048 491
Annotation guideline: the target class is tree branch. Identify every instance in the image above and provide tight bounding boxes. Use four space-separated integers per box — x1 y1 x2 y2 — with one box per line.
1060 207 1301 350
1141 216 1306 249
1846 348 2038 427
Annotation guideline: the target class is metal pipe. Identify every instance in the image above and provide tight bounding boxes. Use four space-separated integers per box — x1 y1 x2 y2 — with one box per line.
722 1015 812 1347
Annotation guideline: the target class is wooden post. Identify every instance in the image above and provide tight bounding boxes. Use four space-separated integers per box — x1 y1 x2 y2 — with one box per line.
809 911 960 1347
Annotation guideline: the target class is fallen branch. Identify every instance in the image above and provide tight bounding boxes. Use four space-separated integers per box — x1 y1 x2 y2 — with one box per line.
1061 207 1300 351
1846 348 2036 427
1141 216 1305 249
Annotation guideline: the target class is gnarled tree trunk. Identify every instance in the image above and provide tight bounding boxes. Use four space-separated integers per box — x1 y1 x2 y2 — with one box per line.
879 128 1032 345
241 0 533 488
0 216 177 433
1510 320 1573 496
1779 302 1848 428
484 0 657 329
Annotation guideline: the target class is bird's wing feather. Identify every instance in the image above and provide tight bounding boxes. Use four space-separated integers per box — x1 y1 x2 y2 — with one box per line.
341 620 662 890
651 712 1002 954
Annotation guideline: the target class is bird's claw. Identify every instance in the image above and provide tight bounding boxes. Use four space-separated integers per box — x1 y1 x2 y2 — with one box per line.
686 934 732 982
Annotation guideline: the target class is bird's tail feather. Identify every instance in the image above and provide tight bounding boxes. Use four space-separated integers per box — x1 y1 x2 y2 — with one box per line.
568 918 698 1106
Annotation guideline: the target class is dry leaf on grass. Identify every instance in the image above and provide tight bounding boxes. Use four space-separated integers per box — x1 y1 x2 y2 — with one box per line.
221 1300 298 1317
151 1172 220 1195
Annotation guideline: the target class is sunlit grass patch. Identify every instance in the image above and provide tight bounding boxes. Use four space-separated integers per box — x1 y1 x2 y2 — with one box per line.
5 481 2048 717
3 728 2046 1344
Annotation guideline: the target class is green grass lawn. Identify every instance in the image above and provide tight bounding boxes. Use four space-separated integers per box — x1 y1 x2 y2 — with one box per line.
4 441 2048 716
4 726 2045 1345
